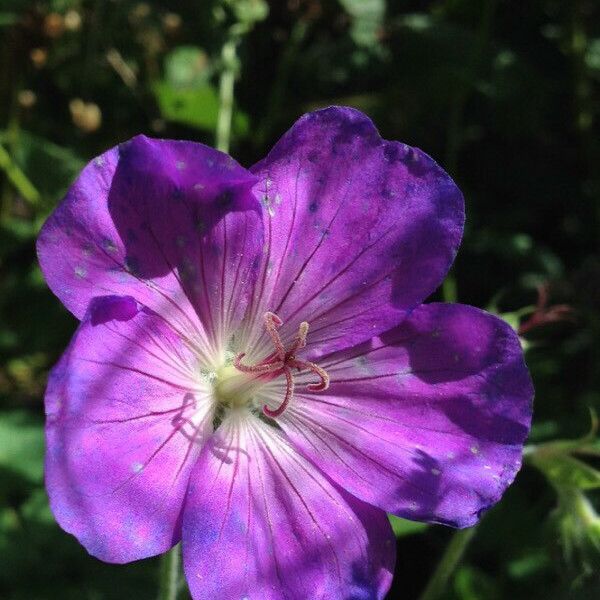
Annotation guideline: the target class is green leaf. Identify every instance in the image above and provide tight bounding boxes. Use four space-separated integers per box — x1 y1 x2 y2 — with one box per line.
388 514 428 537
20 488 54 525
0 130 84 204
507 550 551 579
0 13 18 27
231 0 269 25
338 0 385 47
584 38 600 72
164 46 211 88
454 565 501 600
153 81 249 136
155 46 249 136
531 452 600 491
0 411 44 484
153 80 220 131
552 489 600 579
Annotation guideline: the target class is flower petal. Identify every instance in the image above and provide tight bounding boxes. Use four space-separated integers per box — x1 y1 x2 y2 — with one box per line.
243 106 463 360
182 411 395 600
45 295 213 563
278 303 533 527
37 136 262 355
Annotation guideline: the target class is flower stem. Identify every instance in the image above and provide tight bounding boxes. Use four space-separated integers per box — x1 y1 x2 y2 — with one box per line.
418 527 476 600
215 38 238 154
157 544 180 600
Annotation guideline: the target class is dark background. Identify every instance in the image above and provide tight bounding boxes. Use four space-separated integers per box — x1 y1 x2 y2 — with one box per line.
0 1 599 598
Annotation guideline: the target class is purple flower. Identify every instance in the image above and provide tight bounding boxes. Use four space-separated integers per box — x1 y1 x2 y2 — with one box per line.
37 107 533 599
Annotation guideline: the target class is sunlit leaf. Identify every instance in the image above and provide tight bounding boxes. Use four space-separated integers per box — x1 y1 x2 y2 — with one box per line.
338 0 385 47
153 80 220 131
165 46 211 88
388 514 428 538
153 81 249 136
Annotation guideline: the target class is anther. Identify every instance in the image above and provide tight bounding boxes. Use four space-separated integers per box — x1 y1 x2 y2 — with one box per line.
264 311 286 360
232 312 330 418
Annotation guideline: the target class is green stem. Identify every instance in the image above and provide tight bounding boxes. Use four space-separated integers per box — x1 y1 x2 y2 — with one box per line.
418 527 477 600
0 143 40 206
157 544 180 600
442 274 458 303
216 38 238 153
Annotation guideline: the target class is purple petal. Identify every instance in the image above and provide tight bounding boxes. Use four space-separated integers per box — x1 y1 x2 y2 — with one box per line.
278 303 533 528
37 136 262 350
45 295 213 563
244 106 463 359
182 412 394 600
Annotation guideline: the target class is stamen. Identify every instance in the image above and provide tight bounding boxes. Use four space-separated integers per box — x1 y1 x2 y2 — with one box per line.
232 312 330 418
287 321 309 355
264 312 286 360
290 359 330 392
233 353 282 374
263 367 294 418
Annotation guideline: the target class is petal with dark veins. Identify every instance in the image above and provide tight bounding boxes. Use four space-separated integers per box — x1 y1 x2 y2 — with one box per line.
37 136 262 355
182 411 395 600
278 303 533 527
45 295 213 563
243 106 463 362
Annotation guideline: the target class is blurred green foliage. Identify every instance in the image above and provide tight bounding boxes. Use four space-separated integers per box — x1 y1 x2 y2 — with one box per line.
0 0 599 599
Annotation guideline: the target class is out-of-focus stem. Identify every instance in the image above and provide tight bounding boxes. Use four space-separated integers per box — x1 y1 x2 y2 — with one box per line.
157 544 180 600
0 143 40 206
418 527 477 600
216 38 238 154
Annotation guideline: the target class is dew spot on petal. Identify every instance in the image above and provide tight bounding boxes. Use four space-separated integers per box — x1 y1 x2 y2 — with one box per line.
74 266 87 278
